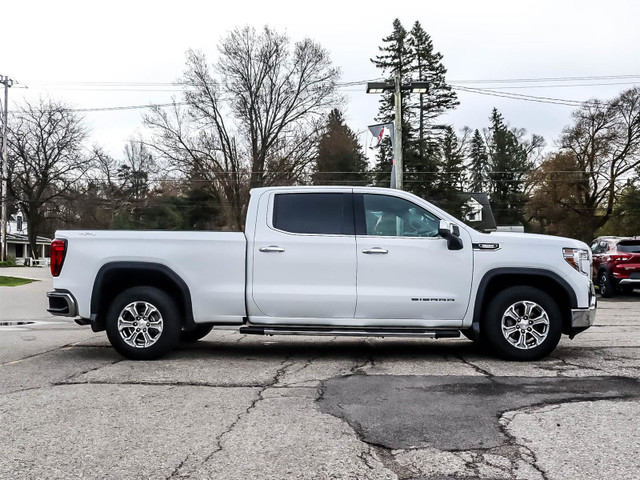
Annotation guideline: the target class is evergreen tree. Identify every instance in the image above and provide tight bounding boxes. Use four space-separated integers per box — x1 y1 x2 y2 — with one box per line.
433 126 466 216
371 19 458 198
486 108 535 225
407 21 458 156
370 19 413 188
312 109 368 185
468 129 489 192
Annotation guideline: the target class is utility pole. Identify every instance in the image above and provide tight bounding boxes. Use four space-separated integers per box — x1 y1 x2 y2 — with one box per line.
1 75 13 262
367 78 427 191
393 71 403 191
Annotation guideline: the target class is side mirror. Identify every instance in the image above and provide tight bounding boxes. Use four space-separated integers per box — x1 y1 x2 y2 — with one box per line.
438 220 463 251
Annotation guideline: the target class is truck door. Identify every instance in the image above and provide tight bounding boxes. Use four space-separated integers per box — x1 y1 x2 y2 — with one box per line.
250 191 357 322
354 192 473 323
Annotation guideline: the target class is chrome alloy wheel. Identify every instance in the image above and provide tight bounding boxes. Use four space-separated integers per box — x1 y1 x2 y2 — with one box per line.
500 300 550 350
117 301 164 348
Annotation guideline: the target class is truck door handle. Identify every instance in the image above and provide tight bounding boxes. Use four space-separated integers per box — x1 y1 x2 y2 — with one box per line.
362 247 388 254
259 246 285 253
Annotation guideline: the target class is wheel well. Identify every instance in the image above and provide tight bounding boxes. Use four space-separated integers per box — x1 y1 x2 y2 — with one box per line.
90 263 194 332
473 272 574 336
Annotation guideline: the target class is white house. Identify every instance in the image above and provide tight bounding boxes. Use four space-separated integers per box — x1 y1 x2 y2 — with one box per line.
460 193 497 232
6 208 51 266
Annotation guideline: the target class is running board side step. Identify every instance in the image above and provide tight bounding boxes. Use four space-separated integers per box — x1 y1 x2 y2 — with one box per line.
238 326 460 339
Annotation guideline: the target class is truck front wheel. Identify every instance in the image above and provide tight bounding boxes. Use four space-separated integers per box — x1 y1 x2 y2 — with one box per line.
106 286 182 360
482 286 562 361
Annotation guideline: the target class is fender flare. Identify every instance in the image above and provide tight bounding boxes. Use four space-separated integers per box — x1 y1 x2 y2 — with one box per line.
469 267 578 338
90 262 195 332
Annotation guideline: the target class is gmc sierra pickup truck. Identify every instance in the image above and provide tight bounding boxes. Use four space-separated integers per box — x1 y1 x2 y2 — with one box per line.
47 186 596 361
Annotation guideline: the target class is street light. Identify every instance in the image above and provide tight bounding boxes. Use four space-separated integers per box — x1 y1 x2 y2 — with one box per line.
366 77 429 190
365 82 391 94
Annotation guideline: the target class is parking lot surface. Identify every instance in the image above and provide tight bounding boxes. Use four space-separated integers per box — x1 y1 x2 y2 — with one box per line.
1 267 639 479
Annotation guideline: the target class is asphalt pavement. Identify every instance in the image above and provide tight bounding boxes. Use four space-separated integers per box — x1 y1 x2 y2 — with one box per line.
1 267 639 479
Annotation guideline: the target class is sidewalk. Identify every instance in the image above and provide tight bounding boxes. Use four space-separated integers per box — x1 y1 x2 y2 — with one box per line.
0 267 53 321
0 266 53 281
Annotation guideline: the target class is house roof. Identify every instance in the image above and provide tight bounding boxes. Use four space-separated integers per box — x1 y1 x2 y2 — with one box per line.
6 233 51 245
459 192 497 232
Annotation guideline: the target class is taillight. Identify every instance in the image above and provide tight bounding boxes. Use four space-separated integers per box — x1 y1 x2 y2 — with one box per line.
50 239 67 277
611 255 630 262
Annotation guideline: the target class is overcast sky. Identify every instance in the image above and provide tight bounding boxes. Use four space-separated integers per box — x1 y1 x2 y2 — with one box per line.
3 0 640 160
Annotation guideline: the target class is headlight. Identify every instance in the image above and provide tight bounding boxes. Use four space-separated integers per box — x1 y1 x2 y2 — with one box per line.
563 248 591 276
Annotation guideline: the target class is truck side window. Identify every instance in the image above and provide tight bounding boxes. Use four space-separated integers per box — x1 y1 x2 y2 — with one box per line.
362 194 440 237
272 193 354 235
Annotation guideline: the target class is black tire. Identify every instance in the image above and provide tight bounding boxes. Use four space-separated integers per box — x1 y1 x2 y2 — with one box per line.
180 324 214 343
598 270 616 298
106 286 182 360
481 286 562 361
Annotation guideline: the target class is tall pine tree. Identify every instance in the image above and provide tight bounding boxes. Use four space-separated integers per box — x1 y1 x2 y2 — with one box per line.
312 109 368 185
468 129 490 193
486 108 535 225
434 126 467 216
371 19 458 198
370 19 412 188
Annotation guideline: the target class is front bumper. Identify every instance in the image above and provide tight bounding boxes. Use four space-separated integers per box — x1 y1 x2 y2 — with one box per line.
568 287 597 338
571 304 596 328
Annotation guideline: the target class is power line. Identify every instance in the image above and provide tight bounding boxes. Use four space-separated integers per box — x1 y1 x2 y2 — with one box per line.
21 73 640 86
12 73 638 113
466 81 640 90
449 73 640 84
451 85 595 107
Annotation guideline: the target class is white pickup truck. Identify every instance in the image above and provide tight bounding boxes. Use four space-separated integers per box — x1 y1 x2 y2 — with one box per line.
47 186 596 361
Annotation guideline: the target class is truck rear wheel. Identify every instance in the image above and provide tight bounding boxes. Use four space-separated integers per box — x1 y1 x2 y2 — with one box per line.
482 286 562 361
106 286 181 360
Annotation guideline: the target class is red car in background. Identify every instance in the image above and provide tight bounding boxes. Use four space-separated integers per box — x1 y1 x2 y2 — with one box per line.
591 236 640 297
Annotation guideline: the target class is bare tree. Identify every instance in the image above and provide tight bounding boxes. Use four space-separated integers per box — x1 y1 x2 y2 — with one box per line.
144 26 341 229
558 87 640 238
7 98 90 256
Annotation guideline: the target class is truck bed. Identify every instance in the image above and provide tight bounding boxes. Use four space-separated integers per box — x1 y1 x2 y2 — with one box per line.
53 230 247 324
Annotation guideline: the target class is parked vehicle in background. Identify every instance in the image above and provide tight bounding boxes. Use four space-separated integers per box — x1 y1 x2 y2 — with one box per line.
591 237 640 297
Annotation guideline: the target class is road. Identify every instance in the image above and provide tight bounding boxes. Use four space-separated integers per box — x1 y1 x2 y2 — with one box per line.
1 267 639 480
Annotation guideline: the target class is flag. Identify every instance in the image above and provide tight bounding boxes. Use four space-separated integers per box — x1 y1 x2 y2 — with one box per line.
368 123 394 148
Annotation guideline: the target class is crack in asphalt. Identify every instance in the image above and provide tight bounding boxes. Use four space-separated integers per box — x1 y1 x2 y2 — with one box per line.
0 338 95 368
455 354 494 377
62 358 125 383
175 358 296 477
56 380 272 388
167 453 190 479
496 410 552 480
370 446 419 479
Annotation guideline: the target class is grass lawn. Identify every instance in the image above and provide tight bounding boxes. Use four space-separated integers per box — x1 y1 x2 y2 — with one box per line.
0 276 36 287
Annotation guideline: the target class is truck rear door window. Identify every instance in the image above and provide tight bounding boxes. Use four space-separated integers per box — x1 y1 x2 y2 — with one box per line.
273 193 354 235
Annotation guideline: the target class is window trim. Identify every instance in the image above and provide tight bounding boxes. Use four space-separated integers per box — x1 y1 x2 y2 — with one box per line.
268 192 356 237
